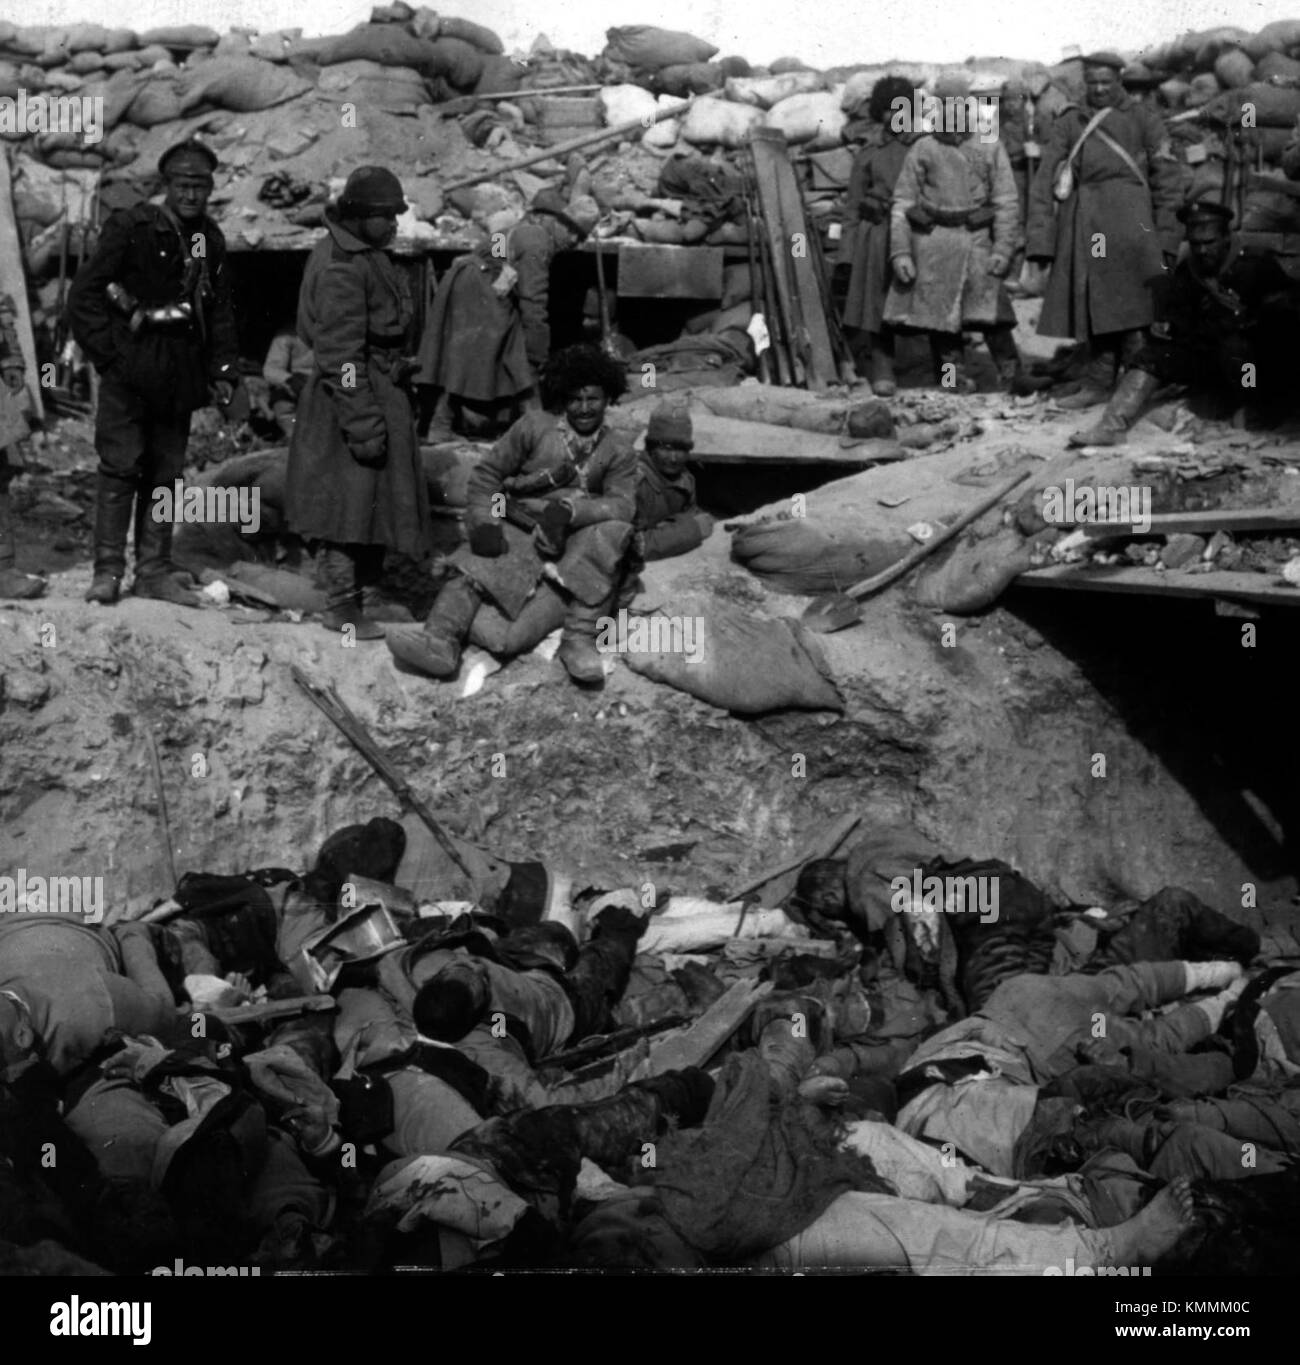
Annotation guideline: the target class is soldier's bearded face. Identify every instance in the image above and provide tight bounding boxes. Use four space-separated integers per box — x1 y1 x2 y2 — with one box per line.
565 384 608 435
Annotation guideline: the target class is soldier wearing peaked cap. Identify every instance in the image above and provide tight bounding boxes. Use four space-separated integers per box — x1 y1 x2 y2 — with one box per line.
66 137 240 607
1026 52 1182 411
283 165 431 639
1069 196 1298 445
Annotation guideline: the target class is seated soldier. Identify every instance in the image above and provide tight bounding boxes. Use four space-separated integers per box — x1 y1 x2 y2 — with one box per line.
387 344 637 685
1070 197 1298 446
634 403 713 562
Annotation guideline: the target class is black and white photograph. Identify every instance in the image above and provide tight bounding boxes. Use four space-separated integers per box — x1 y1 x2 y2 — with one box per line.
0 0 1297 1331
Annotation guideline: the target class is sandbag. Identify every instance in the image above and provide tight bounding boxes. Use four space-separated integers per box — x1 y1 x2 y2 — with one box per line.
681 97 765 148
79 71 139 131
655 62 723 97
643 94 684 147
0 27 43 58
1185 73 1222 109
1213 48 1255 89
636 217 707 244
222 564 328 613
316 23 445 76
718 56 751 79
1255 49 1300 83
912 526 1035 613
435 16 505 55
178 56 311 113
1244 19 1300 61
429 36 485 90
731 515 912 594
126 76 184 127
769 57 811 75
1204 81 1300 127
598 82 657 127
67 52 105 75
621 597 843 714
475 54 523 95
1192 27 1253 70
314 60 430 114
726 70 824 109
139 25 220 50
101 51 146 71
136 45 172 67
604 26 718 71
766 92 846 148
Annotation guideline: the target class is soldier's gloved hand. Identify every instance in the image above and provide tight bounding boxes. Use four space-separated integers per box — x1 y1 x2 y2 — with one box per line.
212 380 235 409
693 512 715 540
2 366 23 394
892 255 917 285
988 253 1009 278
533 501 574 558
468 521 506 557
348 435 388 468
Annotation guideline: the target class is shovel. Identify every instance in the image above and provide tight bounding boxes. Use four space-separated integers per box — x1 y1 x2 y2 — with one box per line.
801 468 1033 633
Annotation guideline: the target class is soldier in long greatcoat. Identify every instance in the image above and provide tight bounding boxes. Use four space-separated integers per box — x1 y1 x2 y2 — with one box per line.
1025 52 1182 409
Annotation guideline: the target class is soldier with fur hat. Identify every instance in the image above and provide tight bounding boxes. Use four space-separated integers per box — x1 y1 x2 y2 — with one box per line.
67 136 240 608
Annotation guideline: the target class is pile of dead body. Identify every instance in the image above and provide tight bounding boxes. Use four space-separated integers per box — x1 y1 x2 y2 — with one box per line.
2 814 1298 1275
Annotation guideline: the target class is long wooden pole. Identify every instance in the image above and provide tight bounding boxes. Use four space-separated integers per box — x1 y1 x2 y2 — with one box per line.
442 95 699 191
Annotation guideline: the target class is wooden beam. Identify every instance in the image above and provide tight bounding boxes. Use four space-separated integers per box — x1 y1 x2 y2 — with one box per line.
1080 508 1300 540
1016 564 1300 607
0 148 43 421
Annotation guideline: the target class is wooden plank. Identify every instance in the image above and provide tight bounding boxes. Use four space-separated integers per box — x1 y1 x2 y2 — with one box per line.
750 128 837 392
1016 564 1300 607
629 978 773 1081
0 147 43 421
1080 508 1300 540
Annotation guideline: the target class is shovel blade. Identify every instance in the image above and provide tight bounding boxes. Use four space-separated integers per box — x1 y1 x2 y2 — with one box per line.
801 592 862 634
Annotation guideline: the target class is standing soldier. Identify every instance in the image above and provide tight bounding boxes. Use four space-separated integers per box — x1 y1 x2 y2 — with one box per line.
283 166 432 639
884 74 1026 392
418 189 599 440
67 139 240 607
1025 52 1181 411
840 75 919 396
0 292 43 599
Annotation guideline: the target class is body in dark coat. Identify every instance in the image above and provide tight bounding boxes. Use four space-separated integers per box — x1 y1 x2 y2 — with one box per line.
284 209 431 558
1026 95 1181 341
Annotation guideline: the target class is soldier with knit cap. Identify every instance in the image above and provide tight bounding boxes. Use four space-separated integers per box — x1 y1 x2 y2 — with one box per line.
634 403 713 561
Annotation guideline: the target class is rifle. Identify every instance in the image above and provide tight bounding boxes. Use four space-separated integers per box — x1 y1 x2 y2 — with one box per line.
591 235 620 362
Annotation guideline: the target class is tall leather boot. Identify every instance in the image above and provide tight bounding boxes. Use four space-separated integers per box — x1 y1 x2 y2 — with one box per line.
385 574 481 676
866 332 897 396
132 496 201 607
85 473 135 604
1056 348 1117 410
1067 368 1159 448
315 543 383 639
0 483 44 599
558 591 614 685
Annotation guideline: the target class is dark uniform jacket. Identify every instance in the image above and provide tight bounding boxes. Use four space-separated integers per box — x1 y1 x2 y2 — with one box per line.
66 201 238 414
1137 243 1295 393
841 134 914 333
284 209 431 557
